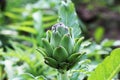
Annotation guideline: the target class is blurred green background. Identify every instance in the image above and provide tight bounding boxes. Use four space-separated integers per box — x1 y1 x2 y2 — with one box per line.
0 0 120 80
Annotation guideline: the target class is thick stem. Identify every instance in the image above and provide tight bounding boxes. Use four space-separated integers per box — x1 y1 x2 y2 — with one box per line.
64 0 67 2
64 0 70 3
58 71 70 80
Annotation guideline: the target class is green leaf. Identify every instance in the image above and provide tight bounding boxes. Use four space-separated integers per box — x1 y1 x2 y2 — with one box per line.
21 21 34 26
60 34 74 54
43 20 57 28
12 73 34 80
101 40 115 47
45 57 58 68
4 12 21 20
58 1 81 37
42 39 53 57
51 31 61 48
17 26 37 34
88 48 120 80
35 76 47 80
53 46 68 62
94 27 105 43
42 15 57 22
73 37 84 52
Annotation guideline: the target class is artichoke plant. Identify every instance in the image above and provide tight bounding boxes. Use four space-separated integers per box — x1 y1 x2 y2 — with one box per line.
37 22 85 79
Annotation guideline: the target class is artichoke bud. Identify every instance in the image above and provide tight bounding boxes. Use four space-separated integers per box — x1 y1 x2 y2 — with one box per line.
81 41 91 48
73 37 84 52
42 38 53 57
45 57 58 68
37 22 87 71
60 34 74 55
75 38 79 43
57 26 68 37
67 53 81 63
50 31 61 48
52 22 68 36
46 30 52 42
72 52 85 65
59 62 69 70
53 46 68 62
68 52 85 70
74 52 85 63
69 27 74 38
36 48 46 57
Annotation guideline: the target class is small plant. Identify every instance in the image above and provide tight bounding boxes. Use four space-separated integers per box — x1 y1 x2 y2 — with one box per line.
37 22 86 80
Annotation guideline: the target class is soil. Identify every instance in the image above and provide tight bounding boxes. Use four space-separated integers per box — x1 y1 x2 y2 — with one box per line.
75 3 120 40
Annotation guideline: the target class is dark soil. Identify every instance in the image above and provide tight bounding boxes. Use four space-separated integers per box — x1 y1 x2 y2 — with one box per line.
75 2 120 40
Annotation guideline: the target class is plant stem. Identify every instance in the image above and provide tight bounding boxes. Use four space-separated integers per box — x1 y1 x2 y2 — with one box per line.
64 0 67 2
64 0 70 3
58 71 70 80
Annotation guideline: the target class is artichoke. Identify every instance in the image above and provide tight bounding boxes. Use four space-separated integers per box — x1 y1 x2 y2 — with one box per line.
37 22 85 73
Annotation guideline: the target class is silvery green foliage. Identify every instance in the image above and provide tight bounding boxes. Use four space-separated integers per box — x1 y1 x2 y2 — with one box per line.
37 23 85 73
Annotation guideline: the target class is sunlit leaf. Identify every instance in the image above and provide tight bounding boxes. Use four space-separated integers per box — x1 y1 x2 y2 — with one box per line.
18 26 37 34
42 15 57 22
88 48 120 80
94 27 105 43
4 12 21 20
21 21 34 26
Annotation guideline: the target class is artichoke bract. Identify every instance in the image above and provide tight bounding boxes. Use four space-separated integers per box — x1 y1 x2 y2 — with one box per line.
37 22 85 73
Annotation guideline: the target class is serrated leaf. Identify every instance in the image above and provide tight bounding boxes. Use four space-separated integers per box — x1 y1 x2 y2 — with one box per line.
58 1 81 37
88 48 120 80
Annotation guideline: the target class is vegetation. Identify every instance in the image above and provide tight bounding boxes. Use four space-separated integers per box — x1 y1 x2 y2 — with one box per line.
0 0 120 80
